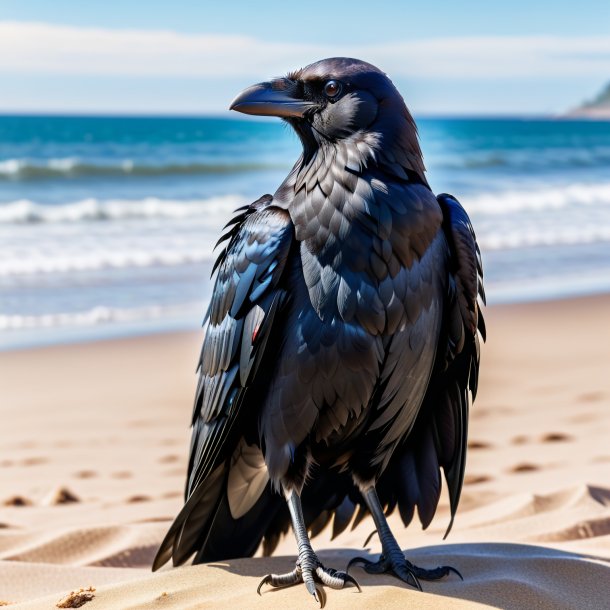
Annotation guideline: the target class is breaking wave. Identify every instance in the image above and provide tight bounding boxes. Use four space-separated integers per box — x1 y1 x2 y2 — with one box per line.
463 182 610 214
0 303 201 332
3 182 610 225
479 226 610 250
436 147 610 170
0 195 246 224
0 248 216 277
0 157 282 180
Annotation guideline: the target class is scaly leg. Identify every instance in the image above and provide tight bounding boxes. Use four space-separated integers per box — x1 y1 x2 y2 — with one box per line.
348 487 461 590
258 489 360 607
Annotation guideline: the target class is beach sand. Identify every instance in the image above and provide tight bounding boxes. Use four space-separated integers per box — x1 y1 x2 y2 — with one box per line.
1 295 609 609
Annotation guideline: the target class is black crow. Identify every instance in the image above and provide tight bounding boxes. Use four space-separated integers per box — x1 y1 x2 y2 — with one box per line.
153 57 486 605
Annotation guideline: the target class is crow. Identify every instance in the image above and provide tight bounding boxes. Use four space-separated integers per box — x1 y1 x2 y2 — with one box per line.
153 57 486 605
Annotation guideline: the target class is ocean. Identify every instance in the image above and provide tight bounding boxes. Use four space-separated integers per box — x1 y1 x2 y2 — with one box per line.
1 115 610 350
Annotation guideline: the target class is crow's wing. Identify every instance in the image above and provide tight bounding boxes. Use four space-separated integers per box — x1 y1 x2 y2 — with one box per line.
153 195 294 569
377 192 485 535
432 193 486 535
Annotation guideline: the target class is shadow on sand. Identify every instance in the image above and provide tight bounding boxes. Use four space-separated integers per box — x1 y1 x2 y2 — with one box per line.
208 542 610 610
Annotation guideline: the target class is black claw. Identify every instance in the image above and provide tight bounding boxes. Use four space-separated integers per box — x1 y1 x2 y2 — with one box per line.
315 583 327 608
406 560 463 582
260 560 362 602
343 573 362 592
257 575 271 595
348 552 461 591
406 570 423 591
346 556 371 573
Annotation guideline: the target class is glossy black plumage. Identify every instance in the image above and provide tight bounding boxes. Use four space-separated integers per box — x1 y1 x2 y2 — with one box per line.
153 57 485 578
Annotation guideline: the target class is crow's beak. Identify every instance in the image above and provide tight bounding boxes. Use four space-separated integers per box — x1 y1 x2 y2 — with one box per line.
230 79 315 118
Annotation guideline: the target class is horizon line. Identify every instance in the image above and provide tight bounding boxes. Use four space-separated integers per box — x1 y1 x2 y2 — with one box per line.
0 110 576 121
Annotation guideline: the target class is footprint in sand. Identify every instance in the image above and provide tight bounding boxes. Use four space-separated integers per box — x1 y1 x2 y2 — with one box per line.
511 435 529 445
541 432 573 443
127 494 151 503
42 487 80 506
158 454 180 464
20 456 48 466
467 440 493 450
74 470 98 479
464 474 492 485
510 463 540 474
3 495 32 507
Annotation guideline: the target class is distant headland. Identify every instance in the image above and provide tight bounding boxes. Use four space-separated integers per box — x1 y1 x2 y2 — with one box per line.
565 82 610 119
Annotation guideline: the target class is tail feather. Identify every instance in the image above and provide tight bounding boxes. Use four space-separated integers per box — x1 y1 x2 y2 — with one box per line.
152 464 225 571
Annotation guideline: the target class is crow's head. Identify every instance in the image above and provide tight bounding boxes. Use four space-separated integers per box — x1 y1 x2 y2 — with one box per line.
230 57 425 180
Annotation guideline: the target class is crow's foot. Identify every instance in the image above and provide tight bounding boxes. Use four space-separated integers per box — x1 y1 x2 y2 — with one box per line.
347 553 462 591
258 556 360 608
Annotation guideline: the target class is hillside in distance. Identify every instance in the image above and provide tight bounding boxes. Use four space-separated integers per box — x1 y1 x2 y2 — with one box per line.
566 82 610 119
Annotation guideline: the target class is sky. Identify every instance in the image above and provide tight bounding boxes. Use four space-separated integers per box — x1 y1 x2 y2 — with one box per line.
1 0 610 115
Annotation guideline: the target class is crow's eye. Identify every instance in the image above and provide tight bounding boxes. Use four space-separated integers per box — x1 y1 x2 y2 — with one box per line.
324 80 341 99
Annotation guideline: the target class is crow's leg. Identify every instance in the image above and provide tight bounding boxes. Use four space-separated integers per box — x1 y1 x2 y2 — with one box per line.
258 489 360 606
347 487 461 590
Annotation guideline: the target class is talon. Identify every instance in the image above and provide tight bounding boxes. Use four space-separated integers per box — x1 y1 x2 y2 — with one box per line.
314 583 326 608
346 556 371 572
257 574 272 595
404 569 422 591
405 559 463 582
343 573 362 592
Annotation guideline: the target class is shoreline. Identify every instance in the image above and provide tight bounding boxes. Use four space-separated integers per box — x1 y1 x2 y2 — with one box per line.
3 287 610 354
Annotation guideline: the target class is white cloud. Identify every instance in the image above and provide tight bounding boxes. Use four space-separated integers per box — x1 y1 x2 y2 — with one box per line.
1 21 610 80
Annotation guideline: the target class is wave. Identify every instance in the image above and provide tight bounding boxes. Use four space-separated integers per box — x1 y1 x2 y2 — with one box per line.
464 182 610 214
479 226 610 250
3 181 610 226
0 195 246 224
0 248 216 277
0 303 201 332
0 157 282 180
436 148 610 171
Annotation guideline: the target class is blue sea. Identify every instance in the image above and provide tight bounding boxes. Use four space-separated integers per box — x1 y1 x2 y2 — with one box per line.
1 115 610 350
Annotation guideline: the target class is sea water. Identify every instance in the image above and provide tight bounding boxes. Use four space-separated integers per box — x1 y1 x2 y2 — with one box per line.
1 115 609 349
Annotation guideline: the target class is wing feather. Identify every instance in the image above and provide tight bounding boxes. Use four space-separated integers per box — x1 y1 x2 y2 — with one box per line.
153 195 294 570
377 192 485 536
432 193 485 535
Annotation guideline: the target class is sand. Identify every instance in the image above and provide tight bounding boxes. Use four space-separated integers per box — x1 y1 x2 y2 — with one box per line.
1 294 609 609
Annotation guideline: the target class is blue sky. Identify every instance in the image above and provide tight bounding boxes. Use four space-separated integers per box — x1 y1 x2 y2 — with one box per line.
1 0 610 115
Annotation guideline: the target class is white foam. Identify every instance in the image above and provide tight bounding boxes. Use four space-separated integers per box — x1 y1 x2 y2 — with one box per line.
464 182 610 215
0 195 245 224
479 226 610 250
0 158 25 174
0 303 200 332
0 248 216 276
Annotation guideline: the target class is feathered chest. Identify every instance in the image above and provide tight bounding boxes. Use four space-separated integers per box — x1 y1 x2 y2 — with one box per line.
288 161 445 336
